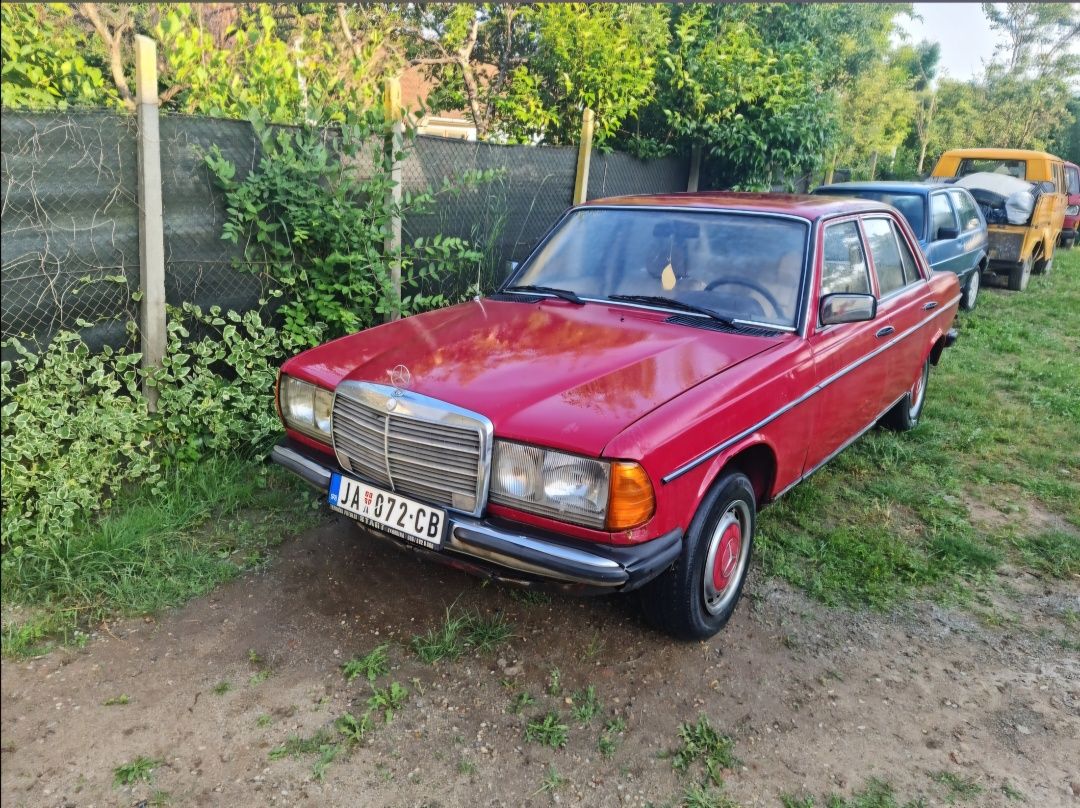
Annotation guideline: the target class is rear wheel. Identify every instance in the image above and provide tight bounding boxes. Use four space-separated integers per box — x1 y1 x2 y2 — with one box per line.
1007 257 1032 291
961 269 980 311
882 358 929 432
640 470 755 640
1033 256 1053 275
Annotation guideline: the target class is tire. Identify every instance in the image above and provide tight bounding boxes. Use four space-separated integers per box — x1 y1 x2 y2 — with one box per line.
1033 256 1053 276
639 470 755 640
960 269 980 311
1007 257 1032 291
882 358 929 432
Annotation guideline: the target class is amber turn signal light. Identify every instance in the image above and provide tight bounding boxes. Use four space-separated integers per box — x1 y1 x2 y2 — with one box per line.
606 462 655 531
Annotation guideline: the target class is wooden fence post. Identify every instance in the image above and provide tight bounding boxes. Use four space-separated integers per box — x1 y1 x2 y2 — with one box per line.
572 108 595 205
384 77 403 322
687 145 703 192
134 35 166 411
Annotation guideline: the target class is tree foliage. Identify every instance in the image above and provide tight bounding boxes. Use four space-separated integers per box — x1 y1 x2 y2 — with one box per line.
1 3 1077 187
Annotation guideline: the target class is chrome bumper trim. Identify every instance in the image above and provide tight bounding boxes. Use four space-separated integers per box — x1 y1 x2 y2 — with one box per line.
270 441 679 590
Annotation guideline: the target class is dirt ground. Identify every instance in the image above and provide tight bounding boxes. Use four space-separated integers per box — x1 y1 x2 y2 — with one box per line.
2 515 1078 808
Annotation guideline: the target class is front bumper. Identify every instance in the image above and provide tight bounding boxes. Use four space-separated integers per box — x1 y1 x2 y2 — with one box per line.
270 439 681 593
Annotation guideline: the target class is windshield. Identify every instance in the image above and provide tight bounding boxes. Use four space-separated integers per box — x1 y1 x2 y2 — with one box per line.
956 158 1027 180
511 208 808 328
816 190 925 239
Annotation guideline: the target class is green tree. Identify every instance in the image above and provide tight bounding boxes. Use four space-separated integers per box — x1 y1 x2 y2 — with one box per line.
0 3 115 109
977 2 1079 149
649 5 831 188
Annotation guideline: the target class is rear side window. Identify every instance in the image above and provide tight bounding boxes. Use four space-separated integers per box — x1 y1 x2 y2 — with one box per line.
821 221 871 296
930 194 958 241
1067 166 1080 195
894 223 921 284
863 218 907 295
950 191 982 232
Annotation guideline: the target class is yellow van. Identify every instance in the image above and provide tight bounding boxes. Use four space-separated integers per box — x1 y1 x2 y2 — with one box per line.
930 148 1067 291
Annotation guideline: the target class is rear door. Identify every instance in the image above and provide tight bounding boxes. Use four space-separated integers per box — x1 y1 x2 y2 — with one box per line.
803 218 888 472
862 215 930 404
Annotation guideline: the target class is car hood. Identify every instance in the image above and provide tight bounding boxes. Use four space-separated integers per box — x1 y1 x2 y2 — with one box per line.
285 299 781 456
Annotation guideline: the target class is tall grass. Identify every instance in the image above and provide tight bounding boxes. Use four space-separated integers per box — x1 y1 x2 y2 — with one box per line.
757 250 1080 607
2 456 317 655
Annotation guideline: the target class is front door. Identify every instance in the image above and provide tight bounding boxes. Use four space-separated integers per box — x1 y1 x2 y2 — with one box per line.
804 218 889 473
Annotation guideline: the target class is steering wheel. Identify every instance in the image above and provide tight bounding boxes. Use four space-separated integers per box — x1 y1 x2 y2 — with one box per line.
703 278 785 321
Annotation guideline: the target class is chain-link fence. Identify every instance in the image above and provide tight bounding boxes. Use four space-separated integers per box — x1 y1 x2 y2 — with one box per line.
402 136 579 296
3 112 693 352
1 111 141 353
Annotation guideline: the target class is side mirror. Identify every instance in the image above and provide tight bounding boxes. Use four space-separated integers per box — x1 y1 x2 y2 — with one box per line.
935 226 959 241
820 293 877 326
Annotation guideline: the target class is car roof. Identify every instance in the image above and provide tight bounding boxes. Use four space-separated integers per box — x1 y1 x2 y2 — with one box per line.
582 191 884 221
940 147 1061 162
814 181 934 197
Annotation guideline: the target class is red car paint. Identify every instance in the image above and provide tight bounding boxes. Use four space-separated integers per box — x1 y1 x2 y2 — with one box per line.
280 194 960 551
1062 161 1079 247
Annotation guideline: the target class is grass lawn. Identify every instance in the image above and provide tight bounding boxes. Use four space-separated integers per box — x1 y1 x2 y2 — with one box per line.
756 248 1080 608
2 456 319 656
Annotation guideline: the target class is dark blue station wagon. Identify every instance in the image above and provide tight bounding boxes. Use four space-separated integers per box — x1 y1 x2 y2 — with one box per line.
813 181 987 311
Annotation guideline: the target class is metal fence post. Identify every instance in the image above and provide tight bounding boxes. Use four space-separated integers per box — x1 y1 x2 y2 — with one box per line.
573 108 595 205
687 145 702 192
384 77 403 322
134 35 166 410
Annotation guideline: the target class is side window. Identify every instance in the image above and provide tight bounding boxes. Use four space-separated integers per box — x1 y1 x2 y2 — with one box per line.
950 191 982 232
930 194 958 241
864 218 907 295
821 221 871 298
893 222 922 284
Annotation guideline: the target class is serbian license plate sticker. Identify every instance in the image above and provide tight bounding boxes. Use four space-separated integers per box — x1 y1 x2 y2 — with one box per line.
328 473 445 549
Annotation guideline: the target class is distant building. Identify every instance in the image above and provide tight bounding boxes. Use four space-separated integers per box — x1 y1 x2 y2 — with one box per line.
399 64 495 141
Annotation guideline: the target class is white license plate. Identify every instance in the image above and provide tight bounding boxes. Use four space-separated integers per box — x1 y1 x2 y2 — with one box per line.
328 473 446 549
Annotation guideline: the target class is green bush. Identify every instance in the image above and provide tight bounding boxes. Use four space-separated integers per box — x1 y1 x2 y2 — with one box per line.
1 303 320 564
205 116 492 343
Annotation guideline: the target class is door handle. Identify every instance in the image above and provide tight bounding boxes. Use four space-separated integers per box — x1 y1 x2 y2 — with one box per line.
875 326 895 338
923 301 938 310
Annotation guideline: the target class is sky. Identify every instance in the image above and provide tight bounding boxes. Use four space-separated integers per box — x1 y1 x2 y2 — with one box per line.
899 3 1002 81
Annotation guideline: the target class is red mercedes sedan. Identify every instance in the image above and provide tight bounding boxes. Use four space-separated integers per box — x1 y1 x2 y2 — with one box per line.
270 193 960 639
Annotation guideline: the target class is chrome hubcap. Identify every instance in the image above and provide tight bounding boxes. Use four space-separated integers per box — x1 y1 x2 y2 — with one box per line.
910 362 928 416
703 500 751 615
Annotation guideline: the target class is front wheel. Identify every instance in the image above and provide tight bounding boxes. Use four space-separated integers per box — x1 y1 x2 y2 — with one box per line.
1007 257 1032 291
882 358 929 432
639 471 755 640
961 269 980 311
1033 256 1053 276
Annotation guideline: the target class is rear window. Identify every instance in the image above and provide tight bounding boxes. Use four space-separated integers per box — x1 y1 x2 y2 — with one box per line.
956 158 1027 180
815 189 925 239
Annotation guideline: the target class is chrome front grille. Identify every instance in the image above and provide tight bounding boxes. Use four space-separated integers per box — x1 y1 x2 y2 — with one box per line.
331 382 492 516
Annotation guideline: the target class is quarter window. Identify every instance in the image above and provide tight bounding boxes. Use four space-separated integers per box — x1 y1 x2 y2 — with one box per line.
950 191 982 233
930 194 958 241
894 223 922 284
864 218 907 295
821 221 871 297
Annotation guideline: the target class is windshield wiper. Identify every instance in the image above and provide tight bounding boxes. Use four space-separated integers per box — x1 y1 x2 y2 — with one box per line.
607 294 735 326
502 284 585 305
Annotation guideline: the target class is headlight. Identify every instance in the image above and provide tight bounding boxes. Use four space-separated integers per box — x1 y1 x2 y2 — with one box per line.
278 374 333 441
490 440 654 530
1067 205 1079 216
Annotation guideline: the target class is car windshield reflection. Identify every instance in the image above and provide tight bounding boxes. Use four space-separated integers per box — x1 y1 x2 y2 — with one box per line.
511 209 808 329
